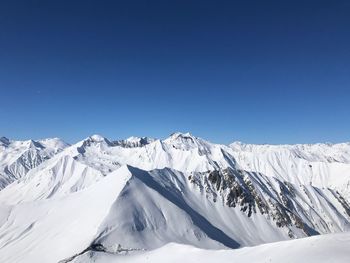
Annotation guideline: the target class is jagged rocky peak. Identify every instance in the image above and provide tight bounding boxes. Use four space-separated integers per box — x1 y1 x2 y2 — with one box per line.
0 136 10 146
113 136 155 148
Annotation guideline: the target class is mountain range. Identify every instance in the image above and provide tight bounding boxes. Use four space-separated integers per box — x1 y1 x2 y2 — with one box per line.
0 133 349 262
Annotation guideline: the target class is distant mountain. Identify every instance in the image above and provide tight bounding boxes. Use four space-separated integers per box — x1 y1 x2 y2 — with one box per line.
0 137 69 189
0 133 349 262
113 136 156 148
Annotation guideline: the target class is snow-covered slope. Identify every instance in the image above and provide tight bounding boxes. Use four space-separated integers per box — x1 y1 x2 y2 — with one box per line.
0 136 68 189
0 155 103 204
0 164 131 263
71 232 350 263
73 165 348 252
92 166 226 251
230 142 350 199
2 163 348 261
0 132 349 262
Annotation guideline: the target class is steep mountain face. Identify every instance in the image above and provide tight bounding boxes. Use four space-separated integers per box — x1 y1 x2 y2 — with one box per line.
0 137 69 189
0 133 349 263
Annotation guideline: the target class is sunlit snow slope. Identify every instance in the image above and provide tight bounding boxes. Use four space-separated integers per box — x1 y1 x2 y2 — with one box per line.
71 232 350 263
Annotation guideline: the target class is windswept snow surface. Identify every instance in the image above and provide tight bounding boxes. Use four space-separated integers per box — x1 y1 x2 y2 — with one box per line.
72 232 350 263
0 133 350 262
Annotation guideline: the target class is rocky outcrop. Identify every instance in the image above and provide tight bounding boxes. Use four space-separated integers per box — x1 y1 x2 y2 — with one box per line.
188 168 340 237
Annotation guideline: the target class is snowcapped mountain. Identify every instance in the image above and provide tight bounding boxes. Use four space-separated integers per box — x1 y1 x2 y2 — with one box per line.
70 133 237 175
113 136 155 148
0 132 349 262
0 136 69 189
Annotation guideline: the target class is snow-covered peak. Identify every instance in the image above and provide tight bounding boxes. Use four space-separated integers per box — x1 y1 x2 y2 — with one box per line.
163 132 216 155
167 132 195 141
113 136 156 148
79 134 113 147
73 135 113 157
170 132 193 138
38 137 70 149
164 132 200 146
89 134 110 143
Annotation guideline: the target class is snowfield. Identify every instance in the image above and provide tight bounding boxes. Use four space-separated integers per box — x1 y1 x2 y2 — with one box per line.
71 232 350 263
0 133 349 262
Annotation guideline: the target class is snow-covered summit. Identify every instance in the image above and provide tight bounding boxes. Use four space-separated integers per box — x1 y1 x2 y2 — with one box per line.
163 132 216 155
114 136 156 148
165 132 198 144
168 131 193 138
83 134 112 145
75 135 113 154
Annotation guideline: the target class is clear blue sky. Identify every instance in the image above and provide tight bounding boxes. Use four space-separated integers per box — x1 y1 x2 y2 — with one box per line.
0 0 349 144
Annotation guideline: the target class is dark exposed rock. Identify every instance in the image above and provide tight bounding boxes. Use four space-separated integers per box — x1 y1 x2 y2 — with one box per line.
188 167 321 236
331 190 350 217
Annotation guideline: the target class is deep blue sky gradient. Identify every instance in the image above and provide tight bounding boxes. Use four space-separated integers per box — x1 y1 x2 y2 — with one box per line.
1 0 350 144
